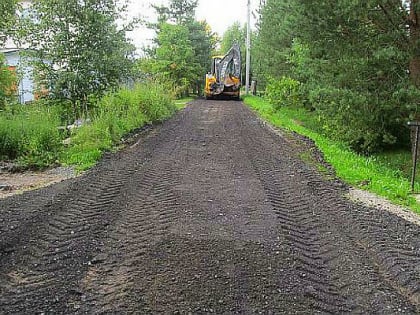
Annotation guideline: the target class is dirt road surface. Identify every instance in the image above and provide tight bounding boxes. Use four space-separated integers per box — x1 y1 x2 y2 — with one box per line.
1 99 419 314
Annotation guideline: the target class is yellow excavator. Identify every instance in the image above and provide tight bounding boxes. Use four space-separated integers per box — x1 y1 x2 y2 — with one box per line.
205 44 241 100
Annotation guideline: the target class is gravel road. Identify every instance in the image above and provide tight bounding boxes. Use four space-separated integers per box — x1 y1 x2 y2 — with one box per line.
0 99 419 314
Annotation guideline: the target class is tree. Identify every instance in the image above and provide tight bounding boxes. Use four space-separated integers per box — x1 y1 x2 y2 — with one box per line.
147 0 216 95
0 0 17 108
186 20 217 93
154 22 198 96
169 0 198 24
0 0 17 43
408 0 420 87
21 0 135 117
253 0 420 153
220 22 257 85
252 0 300 87
220 22 245 54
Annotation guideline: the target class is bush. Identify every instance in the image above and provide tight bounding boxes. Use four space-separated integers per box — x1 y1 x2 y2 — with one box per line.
308 86 410 154
61 81 176 170
0 81 176 170
265 76 302 109
0 104 63 168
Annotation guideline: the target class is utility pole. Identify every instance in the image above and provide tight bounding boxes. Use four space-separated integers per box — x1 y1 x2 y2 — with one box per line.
245 0 251 94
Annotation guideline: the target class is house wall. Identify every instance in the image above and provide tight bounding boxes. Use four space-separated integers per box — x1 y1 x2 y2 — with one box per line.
4 51 34 103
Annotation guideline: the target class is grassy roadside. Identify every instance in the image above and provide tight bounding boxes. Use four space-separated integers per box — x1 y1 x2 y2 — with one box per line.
175 96 195 109
60 83 179 171
243 95 420 214
0 82 179 172
62 93 195 171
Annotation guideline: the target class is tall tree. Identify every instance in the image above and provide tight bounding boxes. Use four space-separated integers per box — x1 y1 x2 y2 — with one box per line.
147 0 216 95
154 23 198 95
0 0 17 108
186 20 217 93
169 0 198 24
253 0 420 153
21 0 135 116
252 0 300 86
409 0 420 86
151 0 198 26
221 22 257 84
220 22 245 54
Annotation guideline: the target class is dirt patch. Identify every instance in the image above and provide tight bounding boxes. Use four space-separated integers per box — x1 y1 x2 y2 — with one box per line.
0 166 76 199
348 188 420 227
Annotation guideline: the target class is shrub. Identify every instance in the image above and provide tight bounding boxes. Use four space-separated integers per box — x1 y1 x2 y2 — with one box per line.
61 81 176 170
0 81 176 170
0 104 63 168
265 76 302 109
308 86 409 154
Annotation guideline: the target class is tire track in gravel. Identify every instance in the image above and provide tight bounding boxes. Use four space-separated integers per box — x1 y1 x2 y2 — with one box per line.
0 99 419 314
238 101 419 313
81 158 183 313
0 167 132 313
0 127 159 313
240 116 351 313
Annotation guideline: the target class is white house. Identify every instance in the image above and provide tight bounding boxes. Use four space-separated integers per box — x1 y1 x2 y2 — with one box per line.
1 48 35 103
1 0 36 103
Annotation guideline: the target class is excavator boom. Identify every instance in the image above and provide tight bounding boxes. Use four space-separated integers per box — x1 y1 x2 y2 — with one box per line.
205 44 241 100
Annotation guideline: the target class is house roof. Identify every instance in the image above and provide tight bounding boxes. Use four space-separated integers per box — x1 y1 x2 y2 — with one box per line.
0 48 20 54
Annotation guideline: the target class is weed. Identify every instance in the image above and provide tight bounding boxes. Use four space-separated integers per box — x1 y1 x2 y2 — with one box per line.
0 104 63 168
60 81 176 170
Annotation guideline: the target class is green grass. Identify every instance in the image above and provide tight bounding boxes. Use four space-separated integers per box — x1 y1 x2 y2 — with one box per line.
61 82 176 171
175 96 195 109
373 150 412 179
1 81 180 171
243 95 420 214
0 104 63 168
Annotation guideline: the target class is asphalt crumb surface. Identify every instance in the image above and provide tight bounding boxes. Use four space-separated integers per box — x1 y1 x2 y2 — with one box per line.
0 99 419 314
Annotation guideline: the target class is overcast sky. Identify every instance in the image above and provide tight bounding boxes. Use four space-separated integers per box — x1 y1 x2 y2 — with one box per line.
125 0 257 52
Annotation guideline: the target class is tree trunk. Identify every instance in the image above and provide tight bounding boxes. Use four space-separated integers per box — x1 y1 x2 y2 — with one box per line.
409 0 420 87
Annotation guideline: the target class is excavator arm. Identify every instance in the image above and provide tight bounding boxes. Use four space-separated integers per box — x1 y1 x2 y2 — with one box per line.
205 44 241 100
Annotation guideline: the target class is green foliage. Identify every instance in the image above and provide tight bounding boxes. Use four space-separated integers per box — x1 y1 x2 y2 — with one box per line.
168 0 198 24
152 0 198 25
220 22 245 54
244 95 420 214
21 0 135 117
0 54 17 109
306 85 417 154
220 22 255 82
186 20 217 94
254 0 419 154
0 103 63 168
146 0 216 96
61 81 176 170
0 0 17 40
265 76 301 109
0 81 176 170
153 23 198 96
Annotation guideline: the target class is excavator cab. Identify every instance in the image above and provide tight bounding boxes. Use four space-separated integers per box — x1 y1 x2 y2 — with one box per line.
205 44 241 100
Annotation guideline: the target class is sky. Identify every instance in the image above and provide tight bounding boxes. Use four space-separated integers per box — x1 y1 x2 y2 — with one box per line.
125 0 257 52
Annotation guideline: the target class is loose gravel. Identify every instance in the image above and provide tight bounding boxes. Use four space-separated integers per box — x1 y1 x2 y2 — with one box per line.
0 99 419 314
